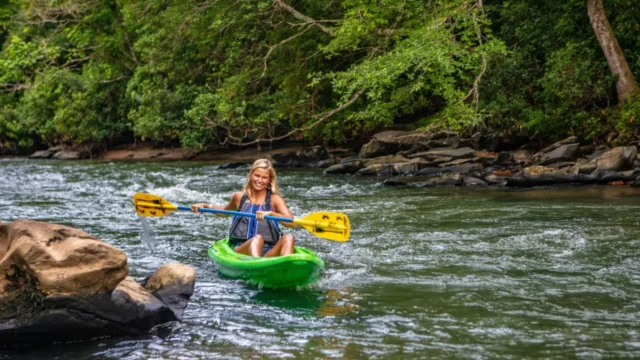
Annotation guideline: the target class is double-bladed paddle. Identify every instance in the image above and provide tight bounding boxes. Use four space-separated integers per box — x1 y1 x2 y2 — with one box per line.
132 193 350 242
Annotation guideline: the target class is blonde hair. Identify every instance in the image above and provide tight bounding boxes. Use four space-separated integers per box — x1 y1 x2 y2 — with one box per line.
243 158 279 195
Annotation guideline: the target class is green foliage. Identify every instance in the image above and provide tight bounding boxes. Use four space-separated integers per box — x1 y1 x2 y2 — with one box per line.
615 94 640 132
482 0 639 142
0 0 638 151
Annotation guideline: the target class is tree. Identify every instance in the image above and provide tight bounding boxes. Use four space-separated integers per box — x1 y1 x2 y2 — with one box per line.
586 0 640 103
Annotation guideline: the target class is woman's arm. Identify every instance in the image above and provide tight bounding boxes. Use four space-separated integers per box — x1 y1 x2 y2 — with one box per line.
258 194 297 228
190 192 242 216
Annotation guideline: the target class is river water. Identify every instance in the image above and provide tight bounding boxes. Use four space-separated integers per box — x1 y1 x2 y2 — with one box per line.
1 158 640 359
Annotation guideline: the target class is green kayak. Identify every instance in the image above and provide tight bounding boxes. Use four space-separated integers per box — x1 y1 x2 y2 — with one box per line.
208 238 325 289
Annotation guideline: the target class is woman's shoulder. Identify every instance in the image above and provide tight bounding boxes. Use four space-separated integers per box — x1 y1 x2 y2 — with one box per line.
230 191 244 203
270 193 286 203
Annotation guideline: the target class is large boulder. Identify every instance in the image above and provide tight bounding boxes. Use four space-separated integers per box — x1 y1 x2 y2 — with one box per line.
360 131 432 158
594 146 637 172
142 263 196 320
0 219 128 297
359 139 406 158
0 220 195 345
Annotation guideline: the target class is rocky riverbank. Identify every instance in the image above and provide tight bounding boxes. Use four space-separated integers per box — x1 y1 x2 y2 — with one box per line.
27 130 640 187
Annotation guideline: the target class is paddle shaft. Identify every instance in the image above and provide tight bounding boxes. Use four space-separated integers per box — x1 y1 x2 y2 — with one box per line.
176 205 295 224
133 194 349 241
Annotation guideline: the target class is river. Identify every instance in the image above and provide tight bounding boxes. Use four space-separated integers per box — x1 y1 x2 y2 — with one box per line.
1 158 640 359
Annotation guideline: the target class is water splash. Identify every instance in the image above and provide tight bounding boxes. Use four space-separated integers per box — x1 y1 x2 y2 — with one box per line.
137 215 157 252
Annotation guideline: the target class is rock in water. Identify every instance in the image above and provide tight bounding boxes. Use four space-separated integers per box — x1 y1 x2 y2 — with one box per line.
0 219 196 345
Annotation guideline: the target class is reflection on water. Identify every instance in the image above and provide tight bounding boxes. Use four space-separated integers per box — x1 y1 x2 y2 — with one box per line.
1 159 640 358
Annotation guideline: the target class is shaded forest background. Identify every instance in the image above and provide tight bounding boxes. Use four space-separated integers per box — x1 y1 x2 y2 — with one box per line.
1 0 639 154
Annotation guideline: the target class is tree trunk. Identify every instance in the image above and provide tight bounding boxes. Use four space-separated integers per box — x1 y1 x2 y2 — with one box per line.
586 0 640 103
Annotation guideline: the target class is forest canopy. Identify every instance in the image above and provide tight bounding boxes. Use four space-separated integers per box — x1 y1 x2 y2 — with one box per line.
0 0 638 152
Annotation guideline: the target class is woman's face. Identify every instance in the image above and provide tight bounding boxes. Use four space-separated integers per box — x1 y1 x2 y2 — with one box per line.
250 167 271 191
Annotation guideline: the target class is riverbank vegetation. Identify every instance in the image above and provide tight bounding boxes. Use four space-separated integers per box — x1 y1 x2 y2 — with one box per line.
1 0 639 154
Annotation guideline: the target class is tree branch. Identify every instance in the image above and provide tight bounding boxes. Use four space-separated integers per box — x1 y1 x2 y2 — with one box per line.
224 88 366 146
260 25 312 79
0 83 31 92
462 0 486 108
273 0 334 36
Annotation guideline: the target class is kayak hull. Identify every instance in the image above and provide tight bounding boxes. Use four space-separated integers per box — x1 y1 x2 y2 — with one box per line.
208 238 324 289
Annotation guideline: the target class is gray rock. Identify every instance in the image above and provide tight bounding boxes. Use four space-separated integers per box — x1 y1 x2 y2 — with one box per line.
363 154 410 166
359 139 405 158
536 136 579 154
340 156 362 165
425 138 457 148
407 154 453 166
572 159 597 174
323 162 363 175
496 151 514 165
533 143 580 165
430 130 459 140
372 130 412 141
383 176 434 186
595 146 637 172
588 148 607 160
52 150 89 160
547 161 575 170
143 263 196 320
424 172 463 187
394 162 419 175
29 150 56 159
438 158 477 167
506 168 640 187
297 146 329 162
483 169 516 185
417 167 447 176
463 176 487 186
270 151 297 167
417 163 481 176
579 145 595 157
409 147 475 161
315 158 336 168
354 164 395 176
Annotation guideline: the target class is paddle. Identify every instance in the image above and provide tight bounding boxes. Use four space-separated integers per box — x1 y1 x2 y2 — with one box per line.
132 193 350 242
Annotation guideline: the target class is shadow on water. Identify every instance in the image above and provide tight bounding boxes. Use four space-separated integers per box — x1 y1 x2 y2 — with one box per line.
250 287 361 318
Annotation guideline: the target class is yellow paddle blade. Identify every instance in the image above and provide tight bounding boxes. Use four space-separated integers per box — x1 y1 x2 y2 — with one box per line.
133 193 178 217
294 212 350 242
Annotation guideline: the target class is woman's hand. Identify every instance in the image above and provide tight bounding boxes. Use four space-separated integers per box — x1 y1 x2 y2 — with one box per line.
256 211 273 220
190 203 208 213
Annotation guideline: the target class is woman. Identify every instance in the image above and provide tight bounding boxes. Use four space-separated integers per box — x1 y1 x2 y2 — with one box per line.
191 159 296 257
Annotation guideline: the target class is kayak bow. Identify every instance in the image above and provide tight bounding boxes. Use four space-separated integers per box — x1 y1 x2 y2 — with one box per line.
208 238 325 289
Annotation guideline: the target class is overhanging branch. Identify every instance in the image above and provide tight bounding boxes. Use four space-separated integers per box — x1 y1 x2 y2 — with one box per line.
224 88 366 146
273 0 335 36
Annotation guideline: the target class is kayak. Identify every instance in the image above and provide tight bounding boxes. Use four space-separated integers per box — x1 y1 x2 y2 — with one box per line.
208 238 325 289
